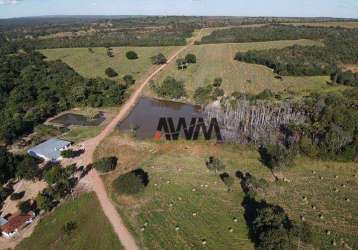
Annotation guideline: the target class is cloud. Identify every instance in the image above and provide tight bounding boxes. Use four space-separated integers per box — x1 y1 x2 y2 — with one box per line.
0 0 22 4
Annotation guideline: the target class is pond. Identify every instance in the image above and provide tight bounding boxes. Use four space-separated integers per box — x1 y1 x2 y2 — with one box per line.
118 97 202 139
50 112 106 127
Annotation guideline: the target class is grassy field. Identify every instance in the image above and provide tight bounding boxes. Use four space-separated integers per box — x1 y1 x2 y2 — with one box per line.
16 192 123 250
40 46 177 80
147 39 345 99
94 133 358 250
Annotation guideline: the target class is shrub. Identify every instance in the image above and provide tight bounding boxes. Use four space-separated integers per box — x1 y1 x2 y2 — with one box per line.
151 53 167 65
93 157 117 173
63 221 77 235
185 53 197 64
10 191 25 200
123 74 135 86
213 77 223 87
259 144 295 170
211 88 224 100
105 67 118 77
126 51 138 60
112 168 149 195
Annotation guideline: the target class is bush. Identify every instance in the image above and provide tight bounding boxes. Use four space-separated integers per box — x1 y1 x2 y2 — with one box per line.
123 74 135 86
112 168 148 195
126 51 138 60
93 157 117 173
105 67 118 77
10 191 25 200
259 144 295 170
211 88 224 100
185 53 197 64
151 53 167 65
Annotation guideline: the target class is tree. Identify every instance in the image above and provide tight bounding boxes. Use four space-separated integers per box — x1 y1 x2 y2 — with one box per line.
43 164 68 185
16 155 39 180
10 191 25 200
259 144 295 170
18 200 33 214
211 88 224 100
185 53 197 64
220 172 234 191
36 190 55 211
126 51 138 60
105 67 118 78
93 156 117 173
152 77 186 99
112 169 148 195
206 156 225 173
0 147 16 184
176 58 187 70
213 77 223 87
193 85 213 105
151 53 167 65
123 74 135 86
61 149 77 158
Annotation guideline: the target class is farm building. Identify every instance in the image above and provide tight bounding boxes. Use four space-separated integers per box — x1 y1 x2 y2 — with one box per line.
0 213 34 238
27 138 72 162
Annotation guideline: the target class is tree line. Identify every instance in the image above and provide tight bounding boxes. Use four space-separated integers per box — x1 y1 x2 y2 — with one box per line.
0 51 127 144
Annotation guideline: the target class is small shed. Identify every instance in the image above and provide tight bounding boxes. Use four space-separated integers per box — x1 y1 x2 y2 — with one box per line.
27 138 72 162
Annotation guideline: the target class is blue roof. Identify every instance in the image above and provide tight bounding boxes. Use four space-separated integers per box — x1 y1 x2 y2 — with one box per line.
0 217 8 226
27 138 71 161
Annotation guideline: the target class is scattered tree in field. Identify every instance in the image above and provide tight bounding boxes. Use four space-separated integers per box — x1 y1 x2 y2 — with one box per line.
105 67 118 77
16 155 39 180
18 199 33 214
151 77 186 99
106 47 113 57
10 191 25 200
93 156 117 173
113 168 149 195
123 74 135 86
88 47 94 53
185 53 197 64
259 144 295 170
176 58 187 70
205 156 225 173
63 221 77 236
151 53 167 65
126 51 138 60
220 172 234 191
213 77 223 87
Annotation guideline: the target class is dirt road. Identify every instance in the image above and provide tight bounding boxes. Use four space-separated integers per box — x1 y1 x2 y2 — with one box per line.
76 32 200 250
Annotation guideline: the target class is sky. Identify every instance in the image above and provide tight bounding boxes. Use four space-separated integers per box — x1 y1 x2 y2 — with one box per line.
0 0 358 19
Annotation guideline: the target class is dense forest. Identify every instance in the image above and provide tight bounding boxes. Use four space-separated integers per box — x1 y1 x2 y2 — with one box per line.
0 52 127 144
229 25 358 76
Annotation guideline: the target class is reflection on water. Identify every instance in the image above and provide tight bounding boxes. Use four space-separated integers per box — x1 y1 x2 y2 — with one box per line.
118 97 202 139
50 112 105 127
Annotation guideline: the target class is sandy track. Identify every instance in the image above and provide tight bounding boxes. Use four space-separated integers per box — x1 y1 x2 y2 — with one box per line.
76 34 199 250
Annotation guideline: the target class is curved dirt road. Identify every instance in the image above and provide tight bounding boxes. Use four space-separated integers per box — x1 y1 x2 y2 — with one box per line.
77 33 200 250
